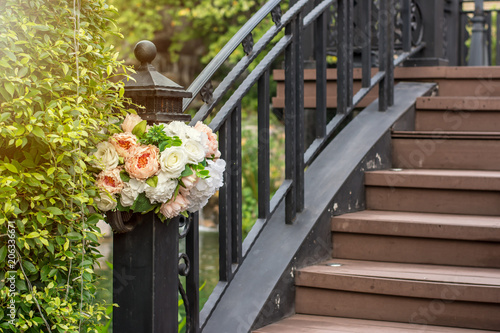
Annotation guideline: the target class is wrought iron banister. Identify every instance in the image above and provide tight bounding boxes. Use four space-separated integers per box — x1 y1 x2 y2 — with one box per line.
182 0 282 111
180 0 426 331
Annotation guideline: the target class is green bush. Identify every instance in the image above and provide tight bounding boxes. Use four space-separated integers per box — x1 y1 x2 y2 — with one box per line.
0 0 129 331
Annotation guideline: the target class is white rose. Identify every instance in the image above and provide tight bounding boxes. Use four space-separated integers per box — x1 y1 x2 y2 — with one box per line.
92 141 119 170
164 121 187 140
120 178 147 207
183 139 206 164
159 146 188 179
96 192 117 211
145 171 178 204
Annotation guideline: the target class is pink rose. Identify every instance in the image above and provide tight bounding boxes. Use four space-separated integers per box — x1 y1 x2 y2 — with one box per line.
194 121 220 159
179 173 198 197
159 193 190 219
109 132 139 158
125 145 160 180
122 113 143 133
96 168 124 194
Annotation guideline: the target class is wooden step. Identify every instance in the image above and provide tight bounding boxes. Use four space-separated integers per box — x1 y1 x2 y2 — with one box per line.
332 232 500 267
365 169 500 216
331 210 500 267
332 210 500 241
253 315 494 333
415 97 500 132
294 260 500 330
391 132 500 171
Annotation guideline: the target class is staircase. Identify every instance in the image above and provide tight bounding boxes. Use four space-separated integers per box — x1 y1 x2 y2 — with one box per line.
254 79 500 331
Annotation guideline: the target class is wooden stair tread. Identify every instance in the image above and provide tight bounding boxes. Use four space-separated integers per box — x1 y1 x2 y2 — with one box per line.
365 169 500 191
298 259 500 286
253 315 494 332
416 96 500 111
391 131 500 139
296 259 500 303
332 210 500 241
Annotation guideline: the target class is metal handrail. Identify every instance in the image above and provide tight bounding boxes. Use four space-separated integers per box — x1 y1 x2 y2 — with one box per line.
182 0 281 111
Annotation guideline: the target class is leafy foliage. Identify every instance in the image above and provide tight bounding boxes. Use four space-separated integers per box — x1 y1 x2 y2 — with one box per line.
0 0 129 331
107 0 285 67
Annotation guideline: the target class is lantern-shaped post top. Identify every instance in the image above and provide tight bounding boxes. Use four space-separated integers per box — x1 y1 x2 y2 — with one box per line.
123 40 192 124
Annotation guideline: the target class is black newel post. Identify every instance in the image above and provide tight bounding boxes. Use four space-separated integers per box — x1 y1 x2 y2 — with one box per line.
112 40 192 332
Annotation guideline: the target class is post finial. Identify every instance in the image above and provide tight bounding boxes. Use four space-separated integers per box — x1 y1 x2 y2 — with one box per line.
134 40 157 65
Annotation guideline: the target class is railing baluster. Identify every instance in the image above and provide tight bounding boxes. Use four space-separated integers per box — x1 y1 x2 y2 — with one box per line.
486 12 492 65
378 0 389 111
295 10 305 213
387 0 394 106
314 0 327 138
337 0 349 114
285 14 297 224
186 212 200 333
402 0 411 53
258 69 270 219
219 120 233 281
361 0 372 88
231 103 242 266
347 0 354 107
497 11 500 66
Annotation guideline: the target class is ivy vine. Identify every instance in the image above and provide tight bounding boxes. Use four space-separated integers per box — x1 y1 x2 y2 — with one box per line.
0 0 129 331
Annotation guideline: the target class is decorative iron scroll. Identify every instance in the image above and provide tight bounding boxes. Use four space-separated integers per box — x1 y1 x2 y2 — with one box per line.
327 0 423 57
271 5 282 26
178 215 193 332
200 80 213 104
106 210 139 233
242 33 254 55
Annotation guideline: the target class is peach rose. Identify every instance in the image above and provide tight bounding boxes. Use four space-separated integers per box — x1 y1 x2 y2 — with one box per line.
159 193 190 219
109 132 139 158
194 121 220 159
125 145 160 180
179 173 198 197
122 113 143 133
96 168 124 194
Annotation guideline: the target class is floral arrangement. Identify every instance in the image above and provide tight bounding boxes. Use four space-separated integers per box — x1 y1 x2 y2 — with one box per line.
92 113 225 220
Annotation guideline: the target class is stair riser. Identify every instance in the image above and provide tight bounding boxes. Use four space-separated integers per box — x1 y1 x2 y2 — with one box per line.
392 139 500 171
332 233 500 268
366 187 500 216
434 79 500 97
415 111 500 132
296 288 500 331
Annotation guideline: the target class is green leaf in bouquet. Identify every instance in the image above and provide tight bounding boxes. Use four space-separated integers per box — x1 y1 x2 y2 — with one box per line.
120 170 131 182
196 169 210 179
181 211 189 218
132 120 147 138
158 139 172 152
200 159 207 167
180 165 193 178
172 136 182 146
146 175 158 188
131 192 154 213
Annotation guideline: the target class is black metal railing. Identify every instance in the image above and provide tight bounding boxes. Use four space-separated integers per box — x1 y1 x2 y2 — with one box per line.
175 0 426 331
459 3 499 66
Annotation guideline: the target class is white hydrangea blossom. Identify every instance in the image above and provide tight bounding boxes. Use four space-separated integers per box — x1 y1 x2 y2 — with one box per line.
163 121 209 152
187 159 226 213
145 171 178 204
120 178 147 207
